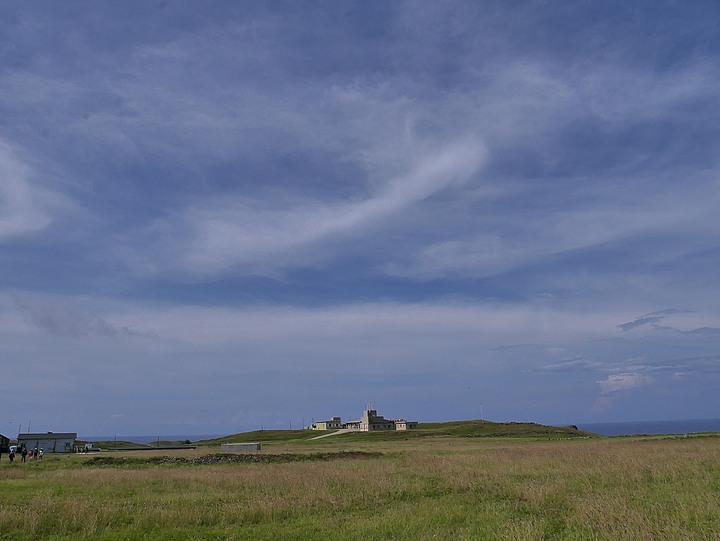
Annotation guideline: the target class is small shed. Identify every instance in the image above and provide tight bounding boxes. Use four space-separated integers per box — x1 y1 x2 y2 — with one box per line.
0 433 9 453
221 442 261 452
17 432 77 453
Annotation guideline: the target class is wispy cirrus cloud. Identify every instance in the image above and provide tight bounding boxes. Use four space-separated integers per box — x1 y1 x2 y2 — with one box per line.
2 2 720 433
130 138 486 276
0 140 70 239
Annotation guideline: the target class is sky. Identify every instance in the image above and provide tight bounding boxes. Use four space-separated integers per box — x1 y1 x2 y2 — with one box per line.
2 1 720 437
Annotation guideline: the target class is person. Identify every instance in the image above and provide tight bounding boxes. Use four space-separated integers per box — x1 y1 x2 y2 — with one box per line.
21 446 27 463
39 448 43 460
9 449 15 463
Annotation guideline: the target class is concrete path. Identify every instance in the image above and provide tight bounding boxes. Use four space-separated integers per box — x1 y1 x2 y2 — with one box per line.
308 429 359 440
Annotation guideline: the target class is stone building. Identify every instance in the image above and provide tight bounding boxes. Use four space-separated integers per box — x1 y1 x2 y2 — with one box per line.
315 408 417 432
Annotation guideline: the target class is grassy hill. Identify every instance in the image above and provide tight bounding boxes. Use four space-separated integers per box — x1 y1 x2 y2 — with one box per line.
196 420 596 446
198 430 312 445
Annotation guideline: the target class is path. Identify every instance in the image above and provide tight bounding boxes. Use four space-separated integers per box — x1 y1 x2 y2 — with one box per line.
308 429 359 440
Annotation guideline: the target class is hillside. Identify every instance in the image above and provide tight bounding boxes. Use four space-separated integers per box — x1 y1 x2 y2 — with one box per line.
197 420 596 446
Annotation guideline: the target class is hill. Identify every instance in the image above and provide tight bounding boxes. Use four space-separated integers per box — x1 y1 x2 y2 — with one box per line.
196 419 596 446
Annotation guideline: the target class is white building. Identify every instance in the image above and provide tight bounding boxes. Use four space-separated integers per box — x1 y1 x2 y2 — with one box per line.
312 417 343 430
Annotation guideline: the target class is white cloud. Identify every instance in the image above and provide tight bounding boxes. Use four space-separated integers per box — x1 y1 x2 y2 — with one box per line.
0 141 57 238
597 373 653 395
384 172 720 280
578 61 720 123
134 138 486 276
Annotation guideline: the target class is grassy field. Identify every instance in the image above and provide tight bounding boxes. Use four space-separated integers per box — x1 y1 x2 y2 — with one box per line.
201 420 594 446
1 427 720 540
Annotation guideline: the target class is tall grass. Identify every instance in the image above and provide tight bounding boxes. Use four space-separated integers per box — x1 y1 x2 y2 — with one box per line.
1 436 719 540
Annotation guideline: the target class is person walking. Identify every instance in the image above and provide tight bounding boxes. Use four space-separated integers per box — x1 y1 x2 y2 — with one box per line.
20 446 27 463
9 449 15 463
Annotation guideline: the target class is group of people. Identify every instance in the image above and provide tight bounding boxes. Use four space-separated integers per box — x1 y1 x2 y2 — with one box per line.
2 445 43 464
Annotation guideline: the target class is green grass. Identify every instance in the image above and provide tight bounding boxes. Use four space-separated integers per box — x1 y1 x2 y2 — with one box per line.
198 419 594 447
2 434 720 540
80 440 151 449
199 429 313 445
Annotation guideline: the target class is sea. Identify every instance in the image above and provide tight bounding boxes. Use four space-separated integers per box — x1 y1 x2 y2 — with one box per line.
78 434 225 444
577 418 720 437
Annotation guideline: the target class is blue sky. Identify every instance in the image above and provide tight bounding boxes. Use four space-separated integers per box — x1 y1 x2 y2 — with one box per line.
2 1 720 436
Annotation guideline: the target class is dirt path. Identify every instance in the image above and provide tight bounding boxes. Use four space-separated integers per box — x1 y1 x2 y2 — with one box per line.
308 429 359 440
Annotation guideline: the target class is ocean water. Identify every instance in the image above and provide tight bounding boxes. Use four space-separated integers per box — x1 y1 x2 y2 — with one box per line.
578 418 720 437
79 434 224 444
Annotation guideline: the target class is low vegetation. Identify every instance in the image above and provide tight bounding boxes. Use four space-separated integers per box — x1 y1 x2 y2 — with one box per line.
1 423 719 540
198 420 593 447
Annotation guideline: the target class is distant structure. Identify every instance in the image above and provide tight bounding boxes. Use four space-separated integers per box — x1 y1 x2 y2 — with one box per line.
17 432 77 453
394 419 418 431
312 407 417 432
221 442 261 452
313 416 343 430
0 433 9 453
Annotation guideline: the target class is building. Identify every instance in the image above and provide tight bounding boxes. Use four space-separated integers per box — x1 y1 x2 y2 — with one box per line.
394 420 418 430
313 416 343 430
0 433 9 453
345 408 418 432
359 408 395 431
17 432 77 453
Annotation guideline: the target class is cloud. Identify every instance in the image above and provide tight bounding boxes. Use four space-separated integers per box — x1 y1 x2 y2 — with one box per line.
593 372 655 413
133 138 486 276
618 310 720 336
0 140 64 239
12 293 147 339
2 3 720 431
618 310 684 332
542 357 606 371
5 14 719 286
597 373 653 395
